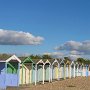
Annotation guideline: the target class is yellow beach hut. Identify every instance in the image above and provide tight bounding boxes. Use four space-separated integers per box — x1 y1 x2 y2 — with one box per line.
59 59 65 79
52 59 60 81
19 57 35 85
65 60 72 79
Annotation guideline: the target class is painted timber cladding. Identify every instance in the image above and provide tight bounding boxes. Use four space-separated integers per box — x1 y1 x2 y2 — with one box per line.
66 65 69 78
53 66 59 80
0 62 6 89
0 62 19 89
21 65 32 84
20 64 33 84
37 65 43 82
59 66 63 78
0 55 21 89
1 57 90 87
44 60 51 82
45 64 50 81
19 57 36 85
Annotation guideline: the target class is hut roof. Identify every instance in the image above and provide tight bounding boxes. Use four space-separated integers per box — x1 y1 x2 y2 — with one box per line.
31 59 42 64
71 61 75 65
60 59 65 64
44 59 51 65
20 56 34 64
0 55 21 63
46 59 55 64
31 59 55 64
31 59 59 64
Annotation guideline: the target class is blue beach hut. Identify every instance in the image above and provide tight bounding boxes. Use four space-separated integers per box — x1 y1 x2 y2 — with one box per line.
44 59 51 83
85 64 89 77
34 59 45 85
0 55 21 89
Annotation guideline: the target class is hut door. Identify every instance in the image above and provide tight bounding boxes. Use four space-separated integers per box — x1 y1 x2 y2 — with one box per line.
59 67 62 78
38 65 43 82
26 66 30 84
25 65 32 84
54 66 58 79
66 66 69 77
71 65 74 77
45 65 49 81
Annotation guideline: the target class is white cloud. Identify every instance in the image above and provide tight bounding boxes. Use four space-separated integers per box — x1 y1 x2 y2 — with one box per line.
0 29 44 45
70 50 84 55
55 40 90 55
68 55 80 61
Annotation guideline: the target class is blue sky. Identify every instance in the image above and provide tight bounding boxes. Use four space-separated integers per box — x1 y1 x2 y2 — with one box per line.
0 0 90 57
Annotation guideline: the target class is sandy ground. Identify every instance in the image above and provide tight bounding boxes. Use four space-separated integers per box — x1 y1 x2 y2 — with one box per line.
7 77 90 90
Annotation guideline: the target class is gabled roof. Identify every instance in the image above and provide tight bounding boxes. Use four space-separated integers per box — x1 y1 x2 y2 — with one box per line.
31 59 42 64
21 56 34 64
6 55 21 63
60 59 65 64
52 59 59 65
36 59 44 64
44 59 51 65
71 61 75 65
47 59 57 64
0 55 21 63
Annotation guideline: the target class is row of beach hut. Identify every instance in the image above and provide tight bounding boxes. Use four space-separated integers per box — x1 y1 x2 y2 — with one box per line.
0 55 89 89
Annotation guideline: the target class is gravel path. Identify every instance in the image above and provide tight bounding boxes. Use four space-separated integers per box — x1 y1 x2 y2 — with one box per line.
7 77 90 90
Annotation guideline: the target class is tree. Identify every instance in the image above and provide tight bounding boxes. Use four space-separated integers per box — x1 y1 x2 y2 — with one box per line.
42 55 52 59
30 54 42 59
64 57 71 64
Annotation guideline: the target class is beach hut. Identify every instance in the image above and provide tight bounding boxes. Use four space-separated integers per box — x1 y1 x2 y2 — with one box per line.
82 64 86 77
65 60 72 79
0 55 21 89
52 59 60 81
34 59 45 85
44 59 51 83
71 61 75 78
85 64 89 77
59 59 65 79
20 57 35 85
75 62 80 77
78 64 83 77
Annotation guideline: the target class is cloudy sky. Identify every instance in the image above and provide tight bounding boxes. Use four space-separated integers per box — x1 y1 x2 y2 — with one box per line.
0 0 90 58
